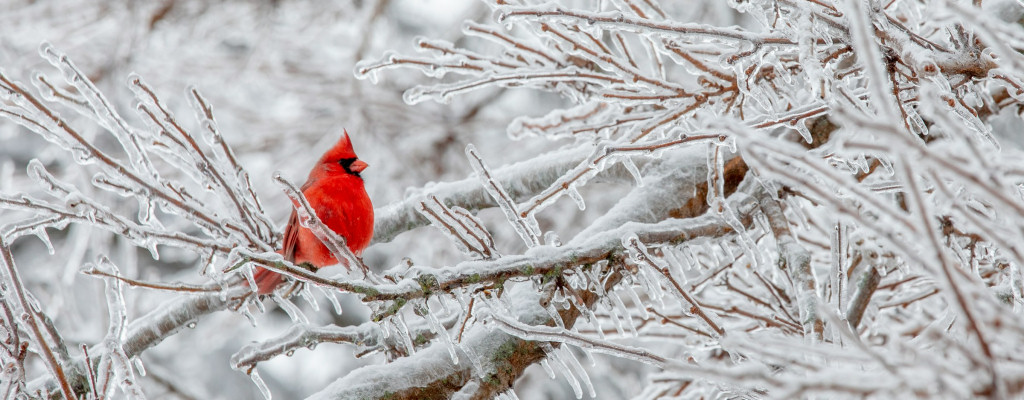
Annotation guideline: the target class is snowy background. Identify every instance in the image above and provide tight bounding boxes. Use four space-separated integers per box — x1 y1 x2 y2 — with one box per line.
3 0 1024 399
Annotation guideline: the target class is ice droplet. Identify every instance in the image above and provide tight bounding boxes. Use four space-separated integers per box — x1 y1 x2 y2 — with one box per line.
544 231 562 247
132 357 146 377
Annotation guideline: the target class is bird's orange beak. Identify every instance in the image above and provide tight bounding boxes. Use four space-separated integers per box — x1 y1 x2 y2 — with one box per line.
350 160 368 173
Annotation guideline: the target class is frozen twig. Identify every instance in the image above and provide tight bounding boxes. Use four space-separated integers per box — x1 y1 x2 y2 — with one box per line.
466 144 540 247
309 180 760 399
232 322 382 373
759 195 823 340
0 242 75 399
274 173 366 274
845 256 881 330
497 7 796 45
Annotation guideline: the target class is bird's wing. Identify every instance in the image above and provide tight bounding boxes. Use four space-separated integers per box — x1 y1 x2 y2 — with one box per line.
280 209 300 262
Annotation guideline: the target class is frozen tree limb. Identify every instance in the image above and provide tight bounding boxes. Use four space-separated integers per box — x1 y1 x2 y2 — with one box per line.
232 322 382 373
845 256 881 330
309 148 755 399
372 146 641 244
7 0 1024 398
0 242 77 399
309 211 750 399
759 195 823 340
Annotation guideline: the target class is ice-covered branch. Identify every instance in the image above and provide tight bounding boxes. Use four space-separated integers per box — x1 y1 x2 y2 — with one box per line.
0 242 76 399
7 0 1024 398
274 173 365 274
232 322 382 373
759 194 822 339
309 170 759 398
497 6 796 45
372 146 640 244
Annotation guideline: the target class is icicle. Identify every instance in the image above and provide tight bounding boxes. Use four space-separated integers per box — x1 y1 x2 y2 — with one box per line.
244 267 259 297
318 286 344 315
579 346 597 368
706 143 725 207
546 345 583 399
623 281 650 320
31 227 54 255
298 284 319 312
241 306 258 327
794 120 813 143
272 294 309 325
830 223 846 311
454 290 470 312
379 319 392 339
585 265 605 296
436 294 452 317
459 342 487 379
250 369 271 400
545 302 565 329
604 298 627 337
661 247 689 281
426 302 459 365
749 212 770 238
609 291 637 337
567 292 603 339
567 185 586 210
142 237 160 261
561 347 596 399
394 315 417 355
621 157 643 186
635 262 666 309
540 358 557 379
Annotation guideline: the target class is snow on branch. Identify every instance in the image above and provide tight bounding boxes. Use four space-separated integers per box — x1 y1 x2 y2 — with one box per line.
311 166 758 398
6 0 1024 398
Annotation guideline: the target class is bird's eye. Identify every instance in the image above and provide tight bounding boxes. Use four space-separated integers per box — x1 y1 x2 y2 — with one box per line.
338 158 359 176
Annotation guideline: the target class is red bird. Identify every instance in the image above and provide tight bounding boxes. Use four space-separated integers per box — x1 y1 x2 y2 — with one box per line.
253 131 374 294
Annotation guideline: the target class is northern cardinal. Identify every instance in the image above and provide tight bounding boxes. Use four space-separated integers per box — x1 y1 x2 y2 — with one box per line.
253 131 374 294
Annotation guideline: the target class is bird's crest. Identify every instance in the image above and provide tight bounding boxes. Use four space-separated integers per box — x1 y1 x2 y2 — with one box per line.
320 129 358 163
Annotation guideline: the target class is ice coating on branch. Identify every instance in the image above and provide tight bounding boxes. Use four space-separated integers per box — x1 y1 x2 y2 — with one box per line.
90 256 147 399
466 144 540 247
418 195 499 260
40 44 159 183
10 0 1024 397
273 172 362 271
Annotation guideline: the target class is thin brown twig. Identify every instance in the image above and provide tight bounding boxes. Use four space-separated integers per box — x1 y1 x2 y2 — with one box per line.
0 243 75 399
82 269 219 293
